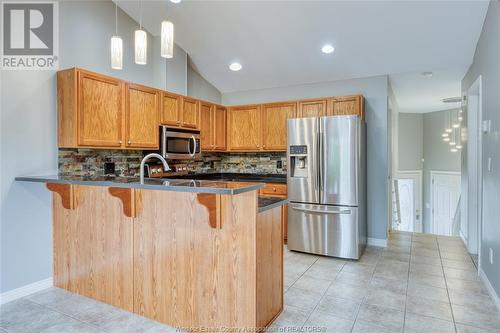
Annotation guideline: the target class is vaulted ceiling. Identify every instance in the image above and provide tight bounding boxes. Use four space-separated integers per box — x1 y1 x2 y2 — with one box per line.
116 0 489 113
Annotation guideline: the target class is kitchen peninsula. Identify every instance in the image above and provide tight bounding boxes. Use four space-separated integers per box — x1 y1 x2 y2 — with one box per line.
16 175 286 331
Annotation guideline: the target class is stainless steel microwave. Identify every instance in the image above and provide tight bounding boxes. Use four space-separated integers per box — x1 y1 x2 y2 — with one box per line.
160 127 201 160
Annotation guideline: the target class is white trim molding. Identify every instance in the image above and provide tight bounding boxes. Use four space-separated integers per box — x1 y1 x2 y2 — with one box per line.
368 237 388 247
0 278 53 305
479 269 500 313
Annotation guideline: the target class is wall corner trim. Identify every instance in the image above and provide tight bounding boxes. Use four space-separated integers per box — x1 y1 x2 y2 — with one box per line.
479 268 500 313
367 237 388 247
0 278 53 305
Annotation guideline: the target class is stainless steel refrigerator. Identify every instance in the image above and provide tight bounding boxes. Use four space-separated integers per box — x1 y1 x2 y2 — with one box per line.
287 115 366 259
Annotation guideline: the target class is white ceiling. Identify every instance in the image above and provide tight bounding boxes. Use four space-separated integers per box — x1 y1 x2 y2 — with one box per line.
115 0 488 113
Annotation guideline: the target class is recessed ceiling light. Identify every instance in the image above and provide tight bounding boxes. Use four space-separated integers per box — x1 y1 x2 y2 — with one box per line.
170 0 181 3
229 62 242 71
421 71 433 78
321 44 335 54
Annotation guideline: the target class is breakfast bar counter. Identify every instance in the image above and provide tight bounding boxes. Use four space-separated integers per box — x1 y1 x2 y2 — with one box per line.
16 175 285 331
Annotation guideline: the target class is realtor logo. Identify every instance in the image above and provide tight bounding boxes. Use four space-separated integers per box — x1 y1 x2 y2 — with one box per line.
1 1 59 70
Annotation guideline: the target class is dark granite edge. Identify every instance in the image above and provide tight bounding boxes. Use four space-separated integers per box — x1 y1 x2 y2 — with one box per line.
258 197 288 213
15 176 264 195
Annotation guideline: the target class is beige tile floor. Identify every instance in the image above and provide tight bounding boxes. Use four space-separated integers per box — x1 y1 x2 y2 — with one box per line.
1 232 499 333
275 231 500 333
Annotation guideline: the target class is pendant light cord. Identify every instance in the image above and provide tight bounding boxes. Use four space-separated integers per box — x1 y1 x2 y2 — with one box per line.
115 3 118 35
139 0 143 29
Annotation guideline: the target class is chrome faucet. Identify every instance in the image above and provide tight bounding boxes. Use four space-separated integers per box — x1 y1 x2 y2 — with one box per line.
140 153 170 184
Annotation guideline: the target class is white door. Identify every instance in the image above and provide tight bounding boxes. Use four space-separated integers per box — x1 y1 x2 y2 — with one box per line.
393 172 422 232
432 172 461 236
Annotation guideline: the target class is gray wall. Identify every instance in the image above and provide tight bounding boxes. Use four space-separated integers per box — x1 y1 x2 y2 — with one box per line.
223 76 390 241
0 0 187 293
422 110 461 233
462 2 500 297
398 114 423 171
187 65 222 104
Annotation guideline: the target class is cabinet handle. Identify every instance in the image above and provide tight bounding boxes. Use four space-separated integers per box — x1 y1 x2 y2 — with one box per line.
128 140 131 145
119 140 123 144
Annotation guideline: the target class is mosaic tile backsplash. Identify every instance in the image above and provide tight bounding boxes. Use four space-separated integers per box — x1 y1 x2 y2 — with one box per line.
58 149 287 177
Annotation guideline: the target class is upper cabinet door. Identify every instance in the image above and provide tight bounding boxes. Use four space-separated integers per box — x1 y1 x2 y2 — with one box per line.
125 84 159 149
181 97 199 129
200 102 214 150
297 99 327 118
328 95 364 119
214 105 227 151
228 105 261 150
78 71 123 147
161 92 181 126
261 102 296 151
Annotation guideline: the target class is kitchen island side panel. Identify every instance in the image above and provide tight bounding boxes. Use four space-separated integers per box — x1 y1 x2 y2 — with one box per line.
133 189 258 330
53 185 134 311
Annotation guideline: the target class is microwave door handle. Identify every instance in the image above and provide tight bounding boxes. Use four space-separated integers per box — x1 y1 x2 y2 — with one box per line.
292 207 351 215
189 135 196 157
162 128 168 158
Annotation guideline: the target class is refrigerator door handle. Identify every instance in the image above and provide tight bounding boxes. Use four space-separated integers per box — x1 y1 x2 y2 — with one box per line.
291 206 352 215
317 131 322 192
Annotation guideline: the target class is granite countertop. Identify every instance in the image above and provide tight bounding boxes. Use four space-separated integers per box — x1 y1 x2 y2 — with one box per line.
163 172 287 184
258 196 288 213
15 175 264 195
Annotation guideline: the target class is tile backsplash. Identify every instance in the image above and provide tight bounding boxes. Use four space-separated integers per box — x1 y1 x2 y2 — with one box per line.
58 149 287 177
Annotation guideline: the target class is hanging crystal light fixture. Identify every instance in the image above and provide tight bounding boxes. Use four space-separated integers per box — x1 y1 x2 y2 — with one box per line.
456 127 463 149
445 111 453 133
161 21 174 58
135 0 147 65
111 4 123 70
452 109 460 128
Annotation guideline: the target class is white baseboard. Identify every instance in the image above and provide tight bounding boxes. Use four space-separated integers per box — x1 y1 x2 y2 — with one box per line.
0 278 53 305
367 237 387 247
479 269 500 313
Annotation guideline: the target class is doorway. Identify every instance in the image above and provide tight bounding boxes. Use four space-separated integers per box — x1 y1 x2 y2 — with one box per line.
431 171 461 236
463 75 483 265
393 171 422 233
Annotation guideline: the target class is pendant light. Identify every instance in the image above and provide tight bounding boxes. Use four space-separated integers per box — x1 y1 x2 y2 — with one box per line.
135 0 147 65
111 4 123 70
161 21 174 58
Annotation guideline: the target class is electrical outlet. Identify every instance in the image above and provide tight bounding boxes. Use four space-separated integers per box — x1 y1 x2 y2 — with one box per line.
104 162 115 175
490 248 494 265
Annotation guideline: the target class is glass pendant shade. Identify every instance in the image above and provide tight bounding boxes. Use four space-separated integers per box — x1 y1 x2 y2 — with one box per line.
161 21 174 58
135 29 147 65
110 36 123 70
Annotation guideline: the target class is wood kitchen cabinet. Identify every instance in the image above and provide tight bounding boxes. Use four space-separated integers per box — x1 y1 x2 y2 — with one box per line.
228 105 261 150
261 102 296 150
58 68 157 150
161 91 181 126
200 101 214 150
214 105 227 150
125 84 159 149
259 183 288 243
328 95 364 119
297 99 327 118
200 103 227 151
181 97 199 129
58 68 124 148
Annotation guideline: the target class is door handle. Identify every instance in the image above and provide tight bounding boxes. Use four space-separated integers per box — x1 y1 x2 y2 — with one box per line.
188 135 196 157
292 207 351 215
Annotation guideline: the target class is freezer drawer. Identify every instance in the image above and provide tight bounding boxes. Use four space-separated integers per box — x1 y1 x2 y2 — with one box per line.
287 203 362 259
